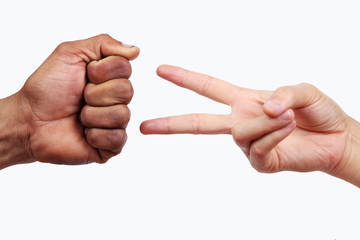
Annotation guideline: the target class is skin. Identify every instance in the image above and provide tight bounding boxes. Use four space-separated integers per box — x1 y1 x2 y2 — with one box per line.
141 65 360 187
0 34 140 169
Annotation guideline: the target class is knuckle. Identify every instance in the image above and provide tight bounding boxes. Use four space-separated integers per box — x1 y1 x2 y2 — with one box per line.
298 82 321 101
98 158 109 164
249 159 273 174
250 143 266 159
252 164 272 173
249 147 278 173
96 34 117 51
298 82 315 90
86 129 127 153
232 125 245 142
271 86 296 106
55 41 72 53
201 75 213 95
121 106 131 123
106 129 127 149
88 56 132 81
97 151 116 164
116 55 131 69
275 86 294 99
117 80 134 103
190 114 200 134
112 105 131 126
115 57 132 78
97 33 112 41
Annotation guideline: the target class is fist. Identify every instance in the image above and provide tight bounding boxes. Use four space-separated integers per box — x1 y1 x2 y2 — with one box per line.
81 55 134 161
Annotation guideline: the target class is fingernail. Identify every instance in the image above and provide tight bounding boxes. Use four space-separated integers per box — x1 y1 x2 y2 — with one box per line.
121 42 136 48
285 121 296 130
279 109 293 122
264 100 285 116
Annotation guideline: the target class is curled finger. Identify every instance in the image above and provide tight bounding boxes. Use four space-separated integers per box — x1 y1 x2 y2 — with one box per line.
80 104 130 129
249 121 296 173
84 79 134 106
85 128 127 153
232 109 295 156
87 55 132 84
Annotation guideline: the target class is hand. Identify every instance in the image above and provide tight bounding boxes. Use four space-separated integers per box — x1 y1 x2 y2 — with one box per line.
140 65 360 186
16 34 139 166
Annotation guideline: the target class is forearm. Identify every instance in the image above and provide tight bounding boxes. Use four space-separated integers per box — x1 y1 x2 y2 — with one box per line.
0 93 33 169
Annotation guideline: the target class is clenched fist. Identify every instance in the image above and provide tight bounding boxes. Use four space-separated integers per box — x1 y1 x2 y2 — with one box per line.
0 34 139 169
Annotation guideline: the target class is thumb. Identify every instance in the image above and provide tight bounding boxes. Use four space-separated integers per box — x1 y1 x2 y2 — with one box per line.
263 83 322 117
55 34 140 62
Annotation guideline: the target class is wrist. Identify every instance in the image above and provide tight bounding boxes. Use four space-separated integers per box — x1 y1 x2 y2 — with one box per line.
329 117 360 188
0 92 34 169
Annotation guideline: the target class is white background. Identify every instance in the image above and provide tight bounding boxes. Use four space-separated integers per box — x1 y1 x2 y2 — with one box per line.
1 0 360 239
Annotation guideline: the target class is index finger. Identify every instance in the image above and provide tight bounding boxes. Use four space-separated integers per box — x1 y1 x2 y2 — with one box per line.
157 65 241 105
87 56 132 84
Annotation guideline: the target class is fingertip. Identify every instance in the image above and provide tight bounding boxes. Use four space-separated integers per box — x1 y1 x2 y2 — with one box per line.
139 121 153 135
119 44 140 60
128 45 140 60
139 121 147 134
263 99 287 117
140 119 168 135
156 64 172 77
156 65 186 86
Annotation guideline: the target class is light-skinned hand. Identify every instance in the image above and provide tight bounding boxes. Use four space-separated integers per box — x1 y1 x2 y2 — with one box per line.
141 65 360 187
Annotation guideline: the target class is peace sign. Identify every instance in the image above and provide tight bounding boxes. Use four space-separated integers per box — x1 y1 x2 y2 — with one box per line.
141 65 357 187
